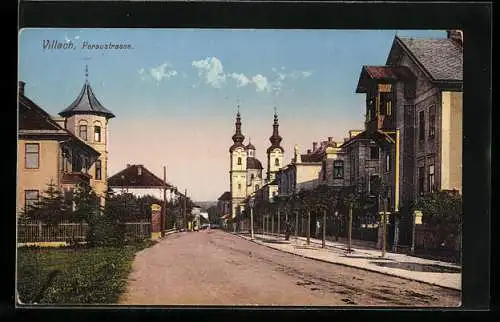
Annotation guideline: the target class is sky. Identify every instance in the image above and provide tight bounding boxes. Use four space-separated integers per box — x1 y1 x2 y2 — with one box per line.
18 28 446 201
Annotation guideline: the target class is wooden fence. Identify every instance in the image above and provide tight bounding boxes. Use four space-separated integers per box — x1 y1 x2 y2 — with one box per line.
17 220 152 243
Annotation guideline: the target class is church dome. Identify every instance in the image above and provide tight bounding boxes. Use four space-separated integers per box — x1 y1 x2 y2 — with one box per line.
247 157 263 170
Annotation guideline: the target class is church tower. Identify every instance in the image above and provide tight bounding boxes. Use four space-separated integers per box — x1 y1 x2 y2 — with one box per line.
229 107 247 218
59 65 115 204
266 109 284 182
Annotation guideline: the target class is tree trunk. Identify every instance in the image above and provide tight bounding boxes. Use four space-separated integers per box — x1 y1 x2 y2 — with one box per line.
307 210 311 245
348 205 353 253
295 211 299 241
277 208 280 238
322 210 326 248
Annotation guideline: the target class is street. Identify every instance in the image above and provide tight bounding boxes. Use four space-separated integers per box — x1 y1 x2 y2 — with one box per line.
119 230 460 306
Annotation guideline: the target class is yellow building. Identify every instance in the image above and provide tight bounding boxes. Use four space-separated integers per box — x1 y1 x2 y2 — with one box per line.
58 66 115 204
17 81 100 214
228 109 284 217
17 66 115 214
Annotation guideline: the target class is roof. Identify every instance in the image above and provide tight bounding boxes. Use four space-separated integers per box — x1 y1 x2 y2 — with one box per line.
247 157 263 170
59 81 115 118
396 36 463 82
342 130 395 148
245 142 256 150
107 164 171 188
19 92 100 156
356 65 415 93
218 191 231 201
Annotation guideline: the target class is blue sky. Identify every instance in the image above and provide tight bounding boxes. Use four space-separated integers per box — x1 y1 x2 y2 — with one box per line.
19 28 446 201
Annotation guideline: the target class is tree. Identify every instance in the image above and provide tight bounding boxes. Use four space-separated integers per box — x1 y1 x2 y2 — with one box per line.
27 180 70 226
342 190 361 253
416 189 462 247
72 181 100 223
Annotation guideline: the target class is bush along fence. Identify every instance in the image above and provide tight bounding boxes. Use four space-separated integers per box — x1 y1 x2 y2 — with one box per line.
17 219 152 244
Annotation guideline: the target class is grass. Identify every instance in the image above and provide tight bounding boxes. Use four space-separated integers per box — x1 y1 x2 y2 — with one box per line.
16 240 157 305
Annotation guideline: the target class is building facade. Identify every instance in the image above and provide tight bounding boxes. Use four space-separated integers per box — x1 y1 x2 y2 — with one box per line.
58 66 115 204
227 109 282 218
355 31 463 215
17 81 101 214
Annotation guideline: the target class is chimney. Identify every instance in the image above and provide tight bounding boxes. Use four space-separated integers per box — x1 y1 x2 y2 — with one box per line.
312 142 318 151
328 137 333 142
307 149 311 154
19 81 25 96
447 30 463 46
126 164 131 168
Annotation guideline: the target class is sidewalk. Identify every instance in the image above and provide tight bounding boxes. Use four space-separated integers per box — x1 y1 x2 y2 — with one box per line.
234 232 461 291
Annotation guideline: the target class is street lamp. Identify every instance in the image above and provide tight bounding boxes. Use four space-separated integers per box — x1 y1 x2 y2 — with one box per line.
249 197 255 240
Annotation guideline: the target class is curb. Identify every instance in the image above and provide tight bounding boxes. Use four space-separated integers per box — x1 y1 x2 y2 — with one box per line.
231 232 461 292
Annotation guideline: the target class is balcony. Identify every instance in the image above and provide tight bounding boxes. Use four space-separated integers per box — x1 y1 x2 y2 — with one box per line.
61 172 92 185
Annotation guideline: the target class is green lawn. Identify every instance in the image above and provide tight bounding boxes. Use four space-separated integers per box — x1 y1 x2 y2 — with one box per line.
16 241 156 305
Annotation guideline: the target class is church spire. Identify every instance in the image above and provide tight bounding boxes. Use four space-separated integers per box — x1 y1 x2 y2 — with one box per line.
230 103 245 152
267 107 283 153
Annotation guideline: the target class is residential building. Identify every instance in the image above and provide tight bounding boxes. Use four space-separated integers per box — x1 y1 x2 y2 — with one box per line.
17 81 100 214
355 31 463 215
58 66 115 204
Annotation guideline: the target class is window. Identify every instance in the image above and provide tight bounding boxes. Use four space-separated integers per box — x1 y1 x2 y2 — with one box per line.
237 157 242 165
94 160 102 180
428 105 436 138
419 111 425 141
79 125 88 141
238 183 241 190
255 185 259 191
94 126 101 142
418 166 425 196
333 160 344 179
428 164 435 192
370 146 379 160
369 175 378 195
385 154 391 172
24 190 39 211
250 173 255 181
275 158 280 166
386 100 392 116
25 143 39 169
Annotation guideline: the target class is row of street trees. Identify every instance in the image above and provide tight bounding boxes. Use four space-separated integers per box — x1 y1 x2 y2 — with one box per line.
236 179 462 258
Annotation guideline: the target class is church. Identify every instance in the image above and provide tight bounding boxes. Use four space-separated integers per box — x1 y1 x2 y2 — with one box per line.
227 107 284 218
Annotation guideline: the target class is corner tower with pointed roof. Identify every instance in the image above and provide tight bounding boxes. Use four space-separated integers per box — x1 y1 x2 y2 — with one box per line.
229 107 247 218
59 65 115 203
266 109 284 182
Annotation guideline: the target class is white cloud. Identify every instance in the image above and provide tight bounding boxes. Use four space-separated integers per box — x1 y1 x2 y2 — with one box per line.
302 71 312 78
251 74 270 92
149 62 177 83
192 57 226 88
138 68 146 81
229 73 251 87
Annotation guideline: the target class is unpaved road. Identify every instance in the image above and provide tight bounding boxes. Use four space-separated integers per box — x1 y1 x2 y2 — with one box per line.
119 230 460 306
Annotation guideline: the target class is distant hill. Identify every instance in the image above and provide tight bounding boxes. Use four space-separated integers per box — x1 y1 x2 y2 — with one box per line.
194 201 217 211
